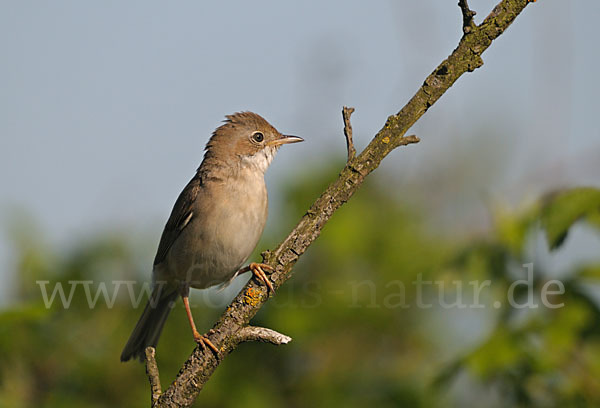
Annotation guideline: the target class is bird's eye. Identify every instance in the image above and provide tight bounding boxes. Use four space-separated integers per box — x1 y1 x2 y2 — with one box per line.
252 132 264 143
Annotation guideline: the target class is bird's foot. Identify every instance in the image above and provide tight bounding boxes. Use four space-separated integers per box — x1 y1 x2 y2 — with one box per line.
249 262 275 292
193 328 219 356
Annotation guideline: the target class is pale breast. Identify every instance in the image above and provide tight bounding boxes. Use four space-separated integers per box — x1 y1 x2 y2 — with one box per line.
160 170 268 289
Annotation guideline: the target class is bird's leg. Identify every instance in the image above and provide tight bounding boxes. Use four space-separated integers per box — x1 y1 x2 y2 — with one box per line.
238 263 275 292
179 284 219 355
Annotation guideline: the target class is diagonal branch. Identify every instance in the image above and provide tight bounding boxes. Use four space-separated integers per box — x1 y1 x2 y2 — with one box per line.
155 0 535 406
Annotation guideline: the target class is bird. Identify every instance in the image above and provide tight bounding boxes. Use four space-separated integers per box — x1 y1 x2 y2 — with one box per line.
120 112 303 362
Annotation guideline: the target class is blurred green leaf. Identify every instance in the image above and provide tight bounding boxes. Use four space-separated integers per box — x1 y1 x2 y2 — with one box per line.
465 326 524 379
493 203 538 257
541 187 600 250
576 265 600 280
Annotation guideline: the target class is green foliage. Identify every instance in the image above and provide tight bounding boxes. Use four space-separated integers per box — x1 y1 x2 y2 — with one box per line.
435 187 600 407
540 187 600 249
1 174 599 407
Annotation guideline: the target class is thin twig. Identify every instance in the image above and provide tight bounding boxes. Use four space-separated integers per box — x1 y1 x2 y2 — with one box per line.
342 106 356 161
458 0 476 34
234 326 292 345
145 347 162 407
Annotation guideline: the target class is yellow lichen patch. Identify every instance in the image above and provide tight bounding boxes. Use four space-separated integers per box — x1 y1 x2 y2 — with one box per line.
382 136 390 144
243 287 261 306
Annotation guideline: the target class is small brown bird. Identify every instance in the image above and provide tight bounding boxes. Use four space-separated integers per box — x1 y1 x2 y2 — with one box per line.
121 112 303 362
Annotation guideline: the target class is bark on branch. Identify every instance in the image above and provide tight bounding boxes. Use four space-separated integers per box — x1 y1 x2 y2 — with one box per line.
154 0 535 406
458 0 477 34
145 347 162 407
233 326 292 345
342 106 356 161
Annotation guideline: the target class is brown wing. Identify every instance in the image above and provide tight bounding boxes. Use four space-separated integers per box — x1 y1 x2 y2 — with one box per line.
153 174 202 266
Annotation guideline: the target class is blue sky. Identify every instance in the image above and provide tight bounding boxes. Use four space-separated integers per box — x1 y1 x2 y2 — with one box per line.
1 0 599 304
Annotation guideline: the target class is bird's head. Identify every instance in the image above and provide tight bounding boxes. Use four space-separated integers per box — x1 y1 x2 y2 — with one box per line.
201 112 303 174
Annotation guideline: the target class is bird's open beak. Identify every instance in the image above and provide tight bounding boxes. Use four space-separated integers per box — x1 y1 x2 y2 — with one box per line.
268 134 304 146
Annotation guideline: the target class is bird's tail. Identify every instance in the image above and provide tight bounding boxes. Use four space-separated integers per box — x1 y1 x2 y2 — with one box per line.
120 287 178 362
